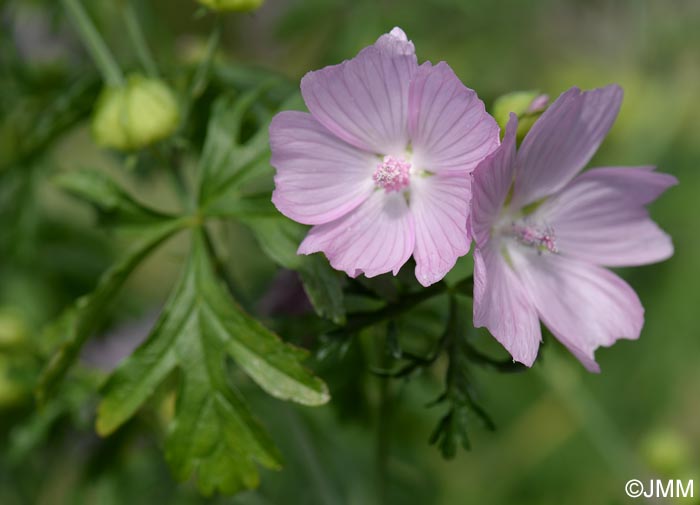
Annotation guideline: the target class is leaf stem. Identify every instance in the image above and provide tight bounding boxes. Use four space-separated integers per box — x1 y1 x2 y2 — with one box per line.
285 406 341 505
201 227 249 308
536 352 644 477
122 0 159 77
332 282 448 336
375 327 393 505
190 16 222 99
329 276 472 337
61 0 124 86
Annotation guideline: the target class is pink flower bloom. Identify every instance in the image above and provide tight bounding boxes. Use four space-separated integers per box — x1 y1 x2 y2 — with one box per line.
270 28 499 286
471 85 677 372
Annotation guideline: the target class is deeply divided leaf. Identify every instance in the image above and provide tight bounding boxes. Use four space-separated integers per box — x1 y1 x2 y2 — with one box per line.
37 219 185 402
196 91 345 324
198 90 276 207
96 229 329 495
55 169 174 226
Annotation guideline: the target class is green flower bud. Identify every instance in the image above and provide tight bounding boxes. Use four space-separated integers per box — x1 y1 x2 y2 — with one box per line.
0 308 28 350
197 0 264 12
92 75 180 151
641 429 692 477
492 91 549 141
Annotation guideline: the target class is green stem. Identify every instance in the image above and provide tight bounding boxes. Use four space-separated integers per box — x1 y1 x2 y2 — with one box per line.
536 352 644 476
169 168 190 210
331 282 448 337
123 0 158 77
375 328 393 505
329 276 472 338
285 406 341 505
61 0 124 86
190 17 222 99
201 227 249 308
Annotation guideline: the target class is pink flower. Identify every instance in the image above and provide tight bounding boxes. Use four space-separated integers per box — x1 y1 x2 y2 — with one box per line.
270 28 499 286
471 85 677 372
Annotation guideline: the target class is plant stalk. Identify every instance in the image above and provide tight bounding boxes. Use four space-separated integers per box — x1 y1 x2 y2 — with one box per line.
123 0 159 77
61 0 125 86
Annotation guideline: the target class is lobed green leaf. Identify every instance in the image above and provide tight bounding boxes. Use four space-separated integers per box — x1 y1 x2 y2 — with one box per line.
54 169 174 226
97 229 329 494
37 219 186 403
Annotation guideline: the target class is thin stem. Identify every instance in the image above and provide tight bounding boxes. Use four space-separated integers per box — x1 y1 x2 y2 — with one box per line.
330 281 449 337
61 0 124 86
444 295 460 394
375 327 393 505
201 227 249 307
190 17 222 99
123 0 158 77
329 276 473 338
536 353 645 477
285 406 341 505
152 145 191 211
169 168 190 210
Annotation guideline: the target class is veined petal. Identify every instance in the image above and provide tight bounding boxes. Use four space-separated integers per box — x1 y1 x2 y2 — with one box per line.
270 111 375 225
473 243 541 366
298 190 415 278
408 62 499 175
535 166 677 267
470 114 518 247
512 250 644 372
513 85 623 207
410 173 471 287
300 28 418 154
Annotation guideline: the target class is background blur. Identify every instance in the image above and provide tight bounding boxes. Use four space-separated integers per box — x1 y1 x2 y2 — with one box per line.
1 0 699 504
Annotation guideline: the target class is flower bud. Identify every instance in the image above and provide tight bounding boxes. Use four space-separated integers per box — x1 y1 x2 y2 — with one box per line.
0 308 28 350
641 429 692 477
492 91 549 141
92 75 180 151
196 0 264 12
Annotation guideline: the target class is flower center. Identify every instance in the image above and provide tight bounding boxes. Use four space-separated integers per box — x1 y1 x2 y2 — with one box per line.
373 155 411 193
509 221 558 254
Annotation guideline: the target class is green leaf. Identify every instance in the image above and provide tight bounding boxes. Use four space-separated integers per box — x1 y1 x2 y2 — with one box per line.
195 89 345 324
203 192 280 220
198 90 304 212
241 213 346 325
36 219 185 403
198 88 275 207
55 169 174 226
97 229 329 495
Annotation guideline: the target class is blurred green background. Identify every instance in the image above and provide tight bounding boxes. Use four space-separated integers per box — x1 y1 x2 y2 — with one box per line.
1 0 699 504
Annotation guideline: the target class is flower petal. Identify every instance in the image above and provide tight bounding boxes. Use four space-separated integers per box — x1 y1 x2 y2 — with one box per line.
270 111 376 225
513 85 623 206
300 28 417 154
408 62 499 175
298 190 415 278
410 173 471 287
473 243 541 366
535 166 677 267
470 114 518 247
512 250 644 372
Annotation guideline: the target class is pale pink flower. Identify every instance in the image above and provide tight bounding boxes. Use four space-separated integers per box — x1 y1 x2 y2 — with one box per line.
270 28 499 286
471 85 676 372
